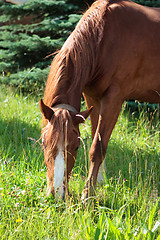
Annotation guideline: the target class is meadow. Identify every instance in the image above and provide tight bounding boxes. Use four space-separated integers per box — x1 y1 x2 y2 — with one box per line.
0 85 159 239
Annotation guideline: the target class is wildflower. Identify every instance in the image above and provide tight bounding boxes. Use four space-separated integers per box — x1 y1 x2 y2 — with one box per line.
15 203 19 207
21 190 25 195
73 174 78 177
16 219 23 223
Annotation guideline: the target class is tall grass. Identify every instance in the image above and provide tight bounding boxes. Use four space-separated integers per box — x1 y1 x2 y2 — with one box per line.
0 86 159 239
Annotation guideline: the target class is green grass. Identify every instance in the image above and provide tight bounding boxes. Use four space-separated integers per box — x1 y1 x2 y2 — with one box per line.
0 85 159 239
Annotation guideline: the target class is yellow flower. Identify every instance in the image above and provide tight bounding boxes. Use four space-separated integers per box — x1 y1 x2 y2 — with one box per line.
16 219 23 223
73 174 78 177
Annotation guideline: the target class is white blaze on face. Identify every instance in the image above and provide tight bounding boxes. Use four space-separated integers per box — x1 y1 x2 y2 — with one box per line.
54 147 65 198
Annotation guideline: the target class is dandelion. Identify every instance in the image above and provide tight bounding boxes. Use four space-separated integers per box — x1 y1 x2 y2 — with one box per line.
16 219 23 223
73 174 78 177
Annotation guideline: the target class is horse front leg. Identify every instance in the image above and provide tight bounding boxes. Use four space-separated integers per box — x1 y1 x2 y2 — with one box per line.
83 93 106 184
83 93 100 140
82 84 123 200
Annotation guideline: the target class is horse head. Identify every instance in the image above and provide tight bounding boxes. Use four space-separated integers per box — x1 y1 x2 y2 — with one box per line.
39 99 92 199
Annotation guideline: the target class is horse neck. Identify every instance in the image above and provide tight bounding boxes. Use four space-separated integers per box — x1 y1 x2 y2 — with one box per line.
56 86 82 112
66 90 82 112
45 55 92 112
45 73 83 112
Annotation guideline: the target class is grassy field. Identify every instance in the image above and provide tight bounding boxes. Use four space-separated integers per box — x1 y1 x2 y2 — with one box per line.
0 85 159 239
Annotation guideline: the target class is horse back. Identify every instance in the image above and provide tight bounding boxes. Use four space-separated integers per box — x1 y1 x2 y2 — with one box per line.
95 0 160 103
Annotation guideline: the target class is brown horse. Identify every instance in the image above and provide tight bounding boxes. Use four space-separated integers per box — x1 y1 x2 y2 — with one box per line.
39 0 160 200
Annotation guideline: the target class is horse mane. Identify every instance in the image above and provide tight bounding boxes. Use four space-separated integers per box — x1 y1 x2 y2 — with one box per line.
44 0 109 108
42 109 74 160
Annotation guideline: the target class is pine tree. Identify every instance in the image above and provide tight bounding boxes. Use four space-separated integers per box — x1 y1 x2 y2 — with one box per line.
0 0 91 93
134 0 160 7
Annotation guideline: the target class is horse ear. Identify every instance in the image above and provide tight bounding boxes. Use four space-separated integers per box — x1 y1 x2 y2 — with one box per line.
39 99 54 121
73 106 93 125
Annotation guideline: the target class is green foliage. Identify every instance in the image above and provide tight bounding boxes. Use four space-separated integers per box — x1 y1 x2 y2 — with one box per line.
134 0 160 7
1 68 49 93
0 33 64 72
0 0 78 22
0 0 84 92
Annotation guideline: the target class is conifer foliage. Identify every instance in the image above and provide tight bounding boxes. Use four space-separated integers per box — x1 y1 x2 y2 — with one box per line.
0 0 86 93
0 0 160 93
134 0 160 7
